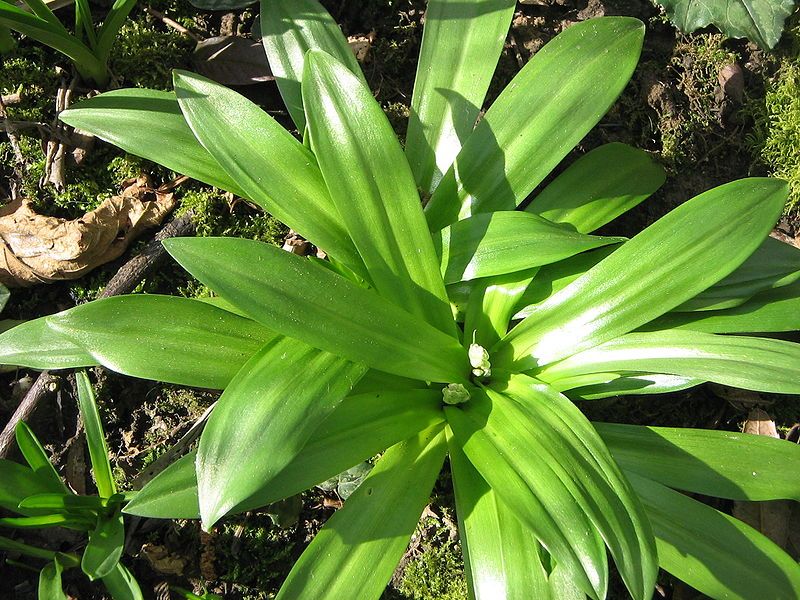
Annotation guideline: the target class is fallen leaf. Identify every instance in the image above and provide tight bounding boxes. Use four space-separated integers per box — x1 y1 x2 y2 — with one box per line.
0 177 176 287
192 36 273 86
733 408 794 549
141 543 189 576
348 34 374 63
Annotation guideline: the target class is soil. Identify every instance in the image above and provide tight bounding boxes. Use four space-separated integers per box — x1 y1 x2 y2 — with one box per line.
1 0 799 598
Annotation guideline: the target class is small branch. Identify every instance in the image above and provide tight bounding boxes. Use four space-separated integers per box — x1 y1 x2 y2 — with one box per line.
0 373 61 457
0 210 197 458
0 94 27 194
99 210 195 298
146 7 203 42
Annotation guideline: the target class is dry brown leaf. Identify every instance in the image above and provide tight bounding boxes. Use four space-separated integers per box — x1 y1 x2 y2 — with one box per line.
733 407 794 550
192 36 273 86
141 543 189 576
0 177 176 287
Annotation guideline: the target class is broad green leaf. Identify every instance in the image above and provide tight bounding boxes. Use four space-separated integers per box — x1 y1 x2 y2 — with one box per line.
101 562 144 600
645 280 800 333
405 0 516 193
164 237 469 383
197 337 365 527
38 559 66 600
59 90 246 196
549 564 587 600
22 295 277 389
565 372 702 400
527 143 665 233
172 70 366 277
598 422 800 501
653 0 796 50
537 330 800 394
445 390 608 600
276 427 447 600
303 50 455 335
75 372 115 499
630 473 800 599
424 17 645 231
448 437 549 600
498 375 658 600
125 389 445 519
0 317 95 370
260 0 365 130
435 211 625 284
0 460 65 515
18 493 103 512
674 236 800 311
495 178 788 371
81 511 124 580
464 268 539 349
512 246 617 320
15 423 68 494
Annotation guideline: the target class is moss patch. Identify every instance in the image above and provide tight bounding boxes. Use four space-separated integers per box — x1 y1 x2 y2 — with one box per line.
747 56 800 211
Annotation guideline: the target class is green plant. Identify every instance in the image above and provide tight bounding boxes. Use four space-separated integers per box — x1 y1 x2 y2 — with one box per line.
3 1 800 598
0 0 138 85
0 371 142 599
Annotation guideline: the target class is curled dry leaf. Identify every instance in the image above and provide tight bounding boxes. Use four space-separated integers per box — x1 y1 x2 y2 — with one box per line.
0 177 176 287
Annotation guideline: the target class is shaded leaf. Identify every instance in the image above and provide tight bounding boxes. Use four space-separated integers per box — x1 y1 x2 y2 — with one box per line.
82 511 124 580
527 143 665 234
598 422 800 501
38 559 67 600
192 36 272 86
100 562 144 600
630 473 800 599
15 422 68 494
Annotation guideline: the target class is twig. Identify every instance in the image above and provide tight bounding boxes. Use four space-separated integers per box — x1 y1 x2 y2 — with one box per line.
146 7 203 42
99 209 195 298
0 210 197 458
0 373 61 457
0 94 27 194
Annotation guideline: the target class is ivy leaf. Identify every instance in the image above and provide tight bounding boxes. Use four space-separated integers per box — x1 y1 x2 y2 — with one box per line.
652 0 797 50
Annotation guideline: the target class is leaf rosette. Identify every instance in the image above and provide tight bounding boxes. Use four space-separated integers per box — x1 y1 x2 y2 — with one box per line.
3 2 800 599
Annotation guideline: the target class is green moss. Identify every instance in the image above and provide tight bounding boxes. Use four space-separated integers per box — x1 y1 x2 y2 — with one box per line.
747 59 800 211
109 16 194 90
0 45 61 122
659 35 738 167
395 519 468 600
177 188 287 243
